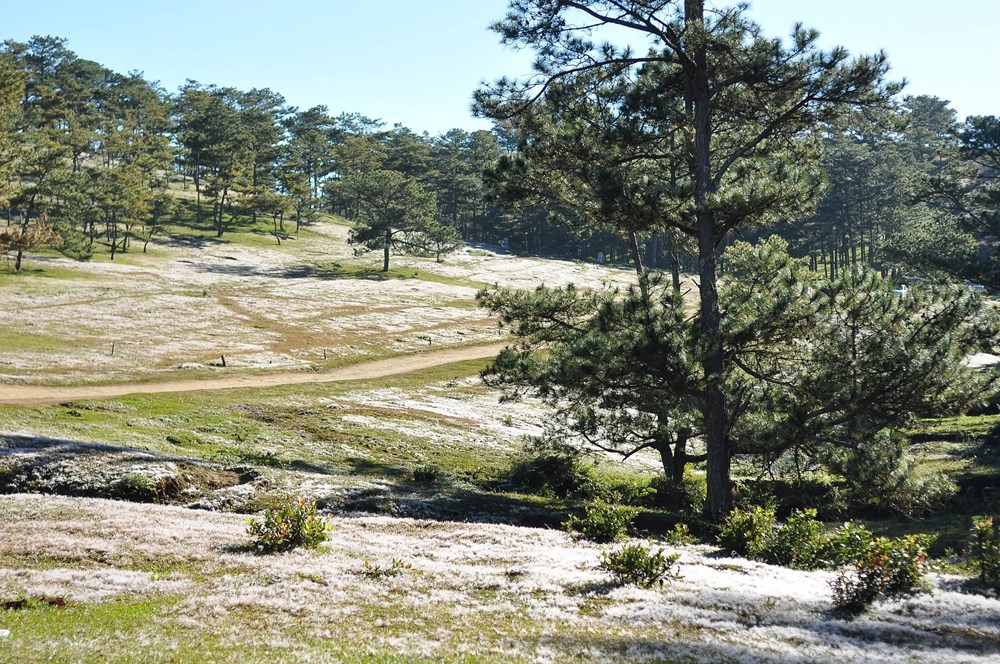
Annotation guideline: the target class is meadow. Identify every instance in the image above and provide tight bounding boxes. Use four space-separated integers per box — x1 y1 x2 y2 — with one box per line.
2 214 1000 662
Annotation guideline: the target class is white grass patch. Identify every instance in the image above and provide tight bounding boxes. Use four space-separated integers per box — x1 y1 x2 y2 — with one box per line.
2 494 999 662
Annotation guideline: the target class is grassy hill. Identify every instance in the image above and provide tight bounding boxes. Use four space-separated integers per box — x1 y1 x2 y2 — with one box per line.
1 214 1000 662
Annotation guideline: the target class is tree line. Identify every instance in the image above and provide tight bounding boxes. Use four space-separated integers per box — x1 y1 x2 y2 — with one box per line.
0 36 638 271
3 34 994 282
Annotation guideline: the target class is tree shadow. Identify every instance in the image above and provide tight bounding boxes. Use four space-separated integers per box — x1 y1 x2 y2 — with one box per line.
0 432 249 503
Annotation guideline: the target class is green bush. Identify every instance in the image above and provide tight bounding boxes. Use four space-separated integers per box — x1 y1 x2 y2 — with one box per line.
822 520 875 567
719 507 879 571
769 508 825 569
411 464 447 484
563 496 639 542
601 475 656 506
600 542 681 588
649 472 706 514
361 558 412 579
506 449 598 499
970 516 1000 590
717 505 778 560
246 496 331 553
830 535 931 615
661 522 698 546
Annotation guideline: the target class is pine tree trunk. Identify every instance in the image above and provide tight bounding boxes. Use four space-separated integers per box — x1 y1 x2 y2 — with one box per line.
685 0 731 520
383 229 391 272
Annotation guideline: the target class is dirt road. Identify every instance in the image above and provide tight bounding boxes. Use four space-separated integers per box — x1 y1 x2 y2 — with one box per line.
0 343 507 406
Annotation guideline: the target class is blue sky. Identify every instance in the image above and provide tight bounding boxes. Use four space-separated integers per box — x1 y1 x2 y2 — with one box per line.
3 1 997 134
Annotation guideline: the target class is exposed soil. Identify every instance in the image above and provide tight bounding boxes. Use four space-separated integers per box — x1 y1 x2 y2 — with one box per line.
0 342 507 406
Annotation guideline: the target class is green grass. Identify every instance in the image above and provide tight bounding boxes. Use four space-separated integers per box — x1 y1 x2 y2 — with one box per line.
303 260 484 289
1 597 511 663
0 358 499 477
0 264 102 282
0 329 76 352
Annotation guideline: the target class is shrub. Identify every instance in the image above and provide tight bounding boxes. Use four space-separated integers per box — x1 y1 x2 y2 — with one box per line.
769 508 825 569
361 558 412 579
822 521 875 567
411 464 447 484
970 516 1000 590
717 505 778 560
110 472 158 502
246 496 331 553
661 522 698 546
506 448 598 499
601 475 656 505
563 496 639 542
830 535 931 615
600 542 681 588
649 472 706 514
719 507 874 571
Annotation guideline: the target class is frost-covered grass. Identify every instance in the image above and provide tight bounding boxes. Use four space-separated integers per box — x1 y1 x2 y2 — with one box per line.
1 494 999 663
0 216 634 386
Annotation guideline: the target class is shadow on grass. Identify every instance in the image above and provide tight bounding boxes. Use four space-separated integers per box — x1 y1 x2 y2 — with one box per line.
0 432 249 504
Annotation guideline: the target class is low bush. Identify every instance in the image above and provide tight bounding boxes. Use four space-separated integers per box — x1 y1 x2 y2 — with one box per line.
600 542 681 588
661 522 699 546
769 508 826 569
649 472 706 514
717 505 778 560
361 558 412 579
506 448 598 499
970 516 1000 590
563 496 639 542
831 535 931 615
718 507 909 572
411 464 447 484
601 475 656 506
822 520 875 567
246 496 331 553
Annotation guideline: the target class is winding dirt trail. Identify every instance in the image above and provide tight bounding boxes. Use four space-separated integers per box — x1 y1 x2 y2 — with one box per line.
0 343 507 407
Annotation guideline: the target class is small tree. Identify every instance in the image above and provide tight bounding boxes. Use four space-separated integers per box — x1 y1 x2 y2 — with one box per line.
0 216 62 270
336 169 443 271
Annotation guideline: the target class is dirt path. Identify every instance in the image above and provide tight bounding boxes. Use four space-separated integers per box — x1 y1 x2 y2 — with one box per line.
0 343 507 406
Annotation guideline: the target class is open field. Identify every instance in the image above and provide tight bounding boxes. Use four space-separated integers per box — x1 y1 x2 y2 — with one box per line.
0 214 635 387
3 219 1000 662
3 493 1000 663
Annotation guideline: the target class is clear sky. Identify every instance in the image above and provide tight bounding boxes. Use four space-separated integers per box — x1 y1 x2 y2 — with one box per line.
2 1 997 135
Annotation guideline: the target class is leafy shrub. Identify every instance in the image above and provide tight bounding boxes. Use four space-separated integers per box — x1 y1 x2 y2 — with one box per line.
661 522 698 546
563 496 639 542
601 475 656 505
649 472 706 514
411 464 447 484
717 505 778 560
769 509 825 569
970 516 1000 590
506 448 598 499
246 496 331 553
719 507 880 571
600 542 681 588
822 521 875 567
830 535 931 615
